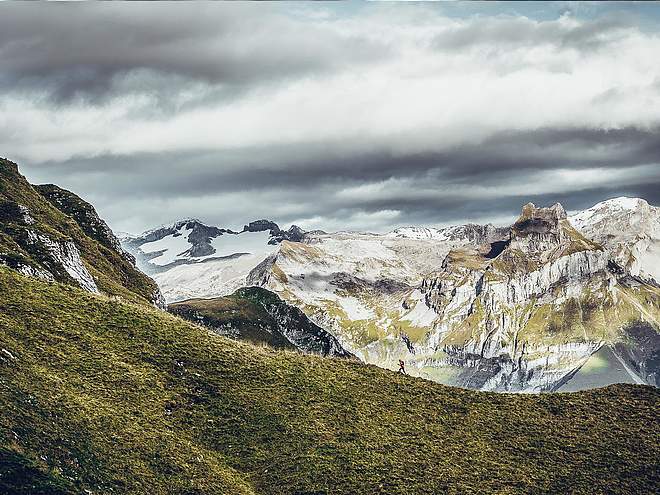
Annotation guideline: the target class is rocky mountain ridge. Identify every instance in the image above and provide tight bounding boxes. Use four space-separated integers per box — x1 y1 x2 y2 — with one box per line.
569 197 660 283
0 158 163 307
169 287 353 358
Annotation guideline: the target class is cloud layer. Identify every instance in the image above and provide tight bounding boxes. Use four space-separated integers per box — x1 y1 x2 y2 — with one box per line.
1 2 659 233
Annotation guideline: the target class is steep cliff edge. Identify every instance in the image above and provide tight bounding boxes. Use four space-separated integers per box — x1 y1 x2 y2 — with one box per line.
418 203 658 391
0 158 163 307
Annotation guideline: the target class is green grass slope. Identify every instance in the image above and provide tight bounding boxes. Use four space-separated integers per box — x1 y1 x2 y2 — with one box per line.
169 289 298 351
0 267 658 494
170 287 354 358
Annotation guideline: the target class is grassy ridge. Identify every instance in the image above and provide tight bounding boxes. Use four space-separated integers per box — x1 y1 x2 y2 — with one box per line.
0 267 658 494
169 287 354 358
168 290 299 351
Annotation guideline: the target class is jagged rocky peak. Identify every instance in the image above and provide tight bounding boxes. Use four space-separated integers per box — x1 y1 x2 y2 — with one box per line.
240 219 306 244
36 184 133 263
506 201 599 261
243 219 280 234
134 218 229 244
512 202 567 236
270 224 306 244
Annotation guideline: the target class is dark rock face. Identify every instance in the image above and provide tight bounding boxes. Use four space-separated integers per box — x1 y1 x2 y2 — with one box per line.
182 223 233 257
241 219 307 244
269 224 306 244
170 286 354 359
484 240 508 259
0 201 35 226
512 203 567 237
615 322 660 386
36 184 133 262
243 219 280 234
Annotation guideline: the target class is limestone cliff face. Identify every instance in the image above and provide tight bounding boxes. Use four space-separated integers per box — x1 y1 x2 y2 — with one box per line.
569 197 660 283
415 203 655 391
256 201 658 392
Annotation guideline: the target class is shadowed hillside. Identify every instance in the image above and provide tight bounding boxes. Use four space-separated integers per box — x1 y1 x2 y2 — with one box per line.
169 286 354 358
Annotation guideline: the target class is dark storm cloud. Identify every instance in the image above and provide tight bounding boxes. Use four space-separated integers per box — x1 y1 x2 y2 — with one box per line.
24 125 660 233
4 2 660 233
30 125 660 194
0 3 390 103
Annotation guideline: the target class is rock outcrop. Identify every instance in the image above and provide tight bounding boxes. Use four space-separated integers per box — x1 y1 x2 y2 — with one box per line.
0 158 163 307
569 197 660 283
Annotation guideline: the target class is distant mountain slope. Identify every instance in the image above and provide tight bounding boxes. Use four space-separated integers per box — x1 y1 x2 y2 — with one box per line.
254 202 659 392
129 197 659 392
0 158 162 306
121 218 304 302
0 266 658 494
169 287 353 358
569 197 660 282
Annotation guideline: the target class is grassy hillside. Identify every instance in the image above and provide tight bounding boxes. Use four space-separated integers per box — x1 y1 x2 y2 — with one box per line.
170 287 354 358
0 266 658 494
170 288 298 350
0 158 159 305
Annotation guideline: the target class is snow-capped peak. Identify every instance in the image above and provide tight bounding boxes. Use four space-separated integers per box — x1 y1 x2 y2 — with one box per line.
569 197 659 282
386 226 447 240
140 218 206 237
569 197 653 230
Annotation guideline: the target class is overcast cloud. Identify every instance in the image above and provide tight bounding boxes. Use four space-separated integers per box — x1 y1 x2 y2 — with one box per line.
1 2 659 234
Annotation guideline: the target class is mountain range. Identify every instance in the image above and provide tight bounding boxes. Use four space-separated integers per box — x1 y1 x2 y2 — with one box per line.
2 154 659 393
122 195 660 393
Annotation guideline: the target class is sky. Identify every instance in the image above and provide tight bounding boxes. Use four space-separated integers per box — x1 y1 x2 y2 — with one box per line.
1 1 659 234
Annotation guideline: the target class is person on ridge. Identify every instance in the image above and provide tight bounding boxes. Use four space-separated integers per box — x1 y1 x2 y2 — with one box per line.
398 359 406 374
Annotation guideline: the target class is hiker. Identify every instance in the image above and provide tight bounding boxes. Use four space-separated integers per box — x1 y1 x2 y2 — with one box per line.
398 359 406 374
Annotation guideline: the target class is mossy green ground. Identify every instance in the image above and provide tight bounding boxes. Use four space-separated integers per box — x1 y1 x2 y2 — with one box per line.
0 267 658 494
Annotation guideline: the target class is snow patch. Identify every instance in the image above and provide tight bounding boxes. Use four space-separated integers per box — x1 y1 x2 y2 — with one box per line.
140 227 193 266
155 252 273 303
206 231 275 259
401 290 437 327
338 296 375 320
